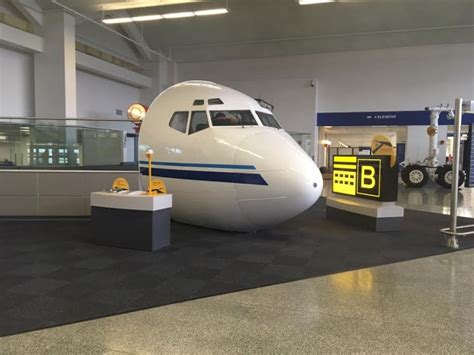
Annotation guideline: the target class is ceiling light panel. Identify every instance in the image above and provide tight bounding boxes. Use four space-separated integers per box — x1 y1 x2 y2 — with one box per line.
102 17 133 24
194 8 228 16
131 14 163 21
162 11 195 18
298 0 334 4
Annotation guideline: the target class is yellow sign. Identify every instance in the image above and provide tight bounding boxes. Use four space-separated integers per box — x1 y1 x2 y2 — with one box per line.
150 178 167 195
332 155 397 202
112 177 129 191
356 158 381 198
333 156 357 196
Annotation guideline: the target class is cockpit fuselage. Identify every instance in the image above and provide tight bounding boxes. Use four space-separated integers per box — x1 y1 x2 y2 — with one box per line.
139 81 323 232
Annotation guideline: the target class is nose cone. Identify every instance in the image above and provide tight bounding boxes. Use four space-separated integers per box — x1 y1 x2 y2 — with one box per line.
234 131 323 230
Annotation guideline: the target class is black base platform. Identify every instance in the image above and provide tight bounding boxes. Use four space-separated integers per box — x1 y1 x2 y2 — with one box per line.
1 200 473 336
91 206 171 251
326 206 403 232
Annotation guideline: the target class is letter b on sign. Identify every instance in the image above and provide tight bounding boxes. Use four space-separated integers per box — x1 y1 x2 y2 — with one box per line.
361 166 376 189
357 159 381 197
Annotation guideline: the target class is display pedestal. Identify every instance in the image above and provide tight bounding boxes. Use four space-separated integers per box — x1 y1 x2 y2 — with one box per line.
90 191 172 251
326 193 404 232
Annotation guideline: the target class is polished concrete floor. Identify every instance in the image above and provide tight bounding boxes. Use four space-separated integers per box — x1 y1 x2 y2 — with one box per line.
1 249 473 354
1 183 473 353
397 182 474 218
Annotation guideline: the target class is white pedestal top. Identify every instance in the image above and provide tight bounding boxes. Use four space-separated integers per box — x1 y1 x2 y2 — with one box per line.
91 191 172 211
327 192 404 218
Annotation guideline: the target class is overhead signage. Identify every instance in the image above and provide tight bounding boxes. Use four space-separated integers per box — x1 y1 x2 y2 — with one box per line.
332 155 398 202
317 110 474 127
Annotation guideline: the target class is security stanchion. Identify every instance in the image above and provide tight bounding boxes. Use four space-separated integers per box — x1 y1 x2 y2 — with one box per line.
440 98 474 248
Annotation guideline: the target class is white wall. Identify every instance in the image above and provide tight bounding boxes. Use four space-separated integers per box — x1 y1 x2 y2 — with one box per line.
76 69 138 122
178 43 474 164
0 45 34 117
179 43 474 112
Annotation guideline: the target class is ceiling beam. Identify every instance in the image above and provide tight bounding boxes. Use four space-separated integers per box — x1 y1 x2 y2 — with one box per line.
11 0 43 34
114 10 152 60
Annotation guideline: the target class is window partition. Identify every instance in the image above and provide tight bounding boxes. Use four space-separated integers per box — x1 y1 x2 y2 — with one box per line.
0 118 129 169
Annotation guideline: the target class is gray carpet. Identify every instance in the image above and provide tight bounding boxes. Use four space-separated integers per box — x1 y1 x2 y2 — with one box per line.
1 200 473 336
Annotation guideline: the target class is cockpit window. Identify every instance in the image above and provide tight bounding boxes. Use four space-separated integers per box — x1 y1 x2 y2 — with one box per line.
256 111 281 129
169 111 189 133
189 111 209 134
193 99 204 105
208 98 224 105
210 110 258 127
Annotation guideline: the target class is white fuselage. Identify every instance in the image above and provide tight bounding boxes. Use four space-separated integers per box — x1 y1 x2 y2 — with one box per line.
139 81 323 232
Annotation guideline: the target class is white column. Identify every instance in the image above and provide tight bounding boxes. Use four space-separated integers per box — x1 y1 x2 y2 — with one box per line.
34 11 76 118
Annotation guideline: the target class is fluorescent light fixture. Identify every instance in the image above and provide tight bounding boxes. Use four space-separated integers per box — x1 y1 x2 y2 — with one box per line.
298 0 334 4
162 11 195 19
194 8 228 16
102 17 133 24
131 14 163 21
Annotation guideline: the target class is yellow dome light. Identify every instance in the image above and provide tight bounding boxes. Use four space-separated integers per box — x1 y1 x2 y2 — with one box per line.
127 103 147 123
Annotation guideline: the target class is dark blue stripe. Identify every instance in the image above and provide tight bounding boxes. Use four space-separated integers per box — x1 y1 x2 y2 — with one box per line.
139 161 255 170
140 167 268 186
317 110 474 127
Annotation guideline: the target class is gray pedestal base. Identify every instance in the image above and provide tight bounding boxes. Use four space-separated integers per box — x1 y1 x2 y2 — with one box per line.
326 206 402 232
91 206 171 251
326 194 404 232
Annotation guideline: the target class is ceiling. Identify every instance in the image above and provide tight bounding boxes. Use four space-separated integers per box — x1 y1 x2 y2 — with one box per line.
40 0 474 62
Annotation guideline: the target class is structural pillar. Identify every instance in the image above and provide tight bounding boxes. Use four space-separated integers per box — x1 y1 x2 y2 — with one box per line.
34 11 76 118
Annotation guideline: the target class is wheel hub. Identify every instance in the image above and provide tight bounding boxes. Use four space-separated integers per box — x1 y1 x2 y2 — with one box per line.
409 169 424 183
444 171 453 184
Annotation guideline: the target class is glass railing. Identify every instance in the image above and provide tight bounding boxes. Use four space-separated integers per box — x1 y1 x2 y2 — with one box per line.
0 118 137 170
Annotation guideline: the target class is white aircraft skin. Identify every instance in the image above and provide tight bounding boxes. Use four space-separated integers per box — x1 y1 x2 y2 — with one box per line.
139 80 323 232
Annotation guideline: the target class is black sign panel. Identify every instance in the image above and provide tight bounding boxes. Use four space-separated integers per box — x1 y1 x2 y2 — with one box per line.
333 155 398 202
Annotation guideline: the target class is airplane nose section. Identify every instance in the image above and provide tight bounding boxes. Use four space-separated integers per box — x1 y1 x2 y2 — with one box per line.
234 131 323 230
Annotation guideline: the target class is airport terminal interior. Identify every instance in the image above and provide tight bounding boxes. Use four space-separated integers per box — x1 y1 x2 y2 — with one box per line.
1 0 474 353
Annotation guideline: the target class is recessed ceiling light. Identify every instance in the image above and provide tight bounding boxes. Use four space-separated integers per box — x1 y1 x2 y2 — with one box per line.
162 11 195 19
102 17 133 24
131 14 163 21
194 8 228 16
298 0 334 4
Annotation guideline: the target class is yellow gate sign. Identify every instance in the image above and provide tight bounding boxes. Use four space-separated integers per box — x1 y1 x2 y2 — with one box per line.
112 177 130 191
150 178 167 195
332 155 397 202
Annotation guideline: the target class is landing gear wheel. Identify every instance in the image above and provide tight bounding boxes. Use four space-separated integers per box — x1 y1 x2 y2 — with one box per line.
401 165 429 187
435 165 466 189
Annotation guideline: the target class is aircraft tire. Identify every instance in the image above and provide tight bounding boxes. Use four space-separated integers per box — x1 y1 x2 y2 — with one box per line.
435 165 466 189
401 164 429 188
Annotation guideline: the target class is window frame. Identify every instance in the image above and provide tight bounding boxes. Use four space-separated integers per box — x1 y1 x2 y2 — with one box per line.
169 111 190 134
255 110 282 129
209 110 259 127
188 110 210 135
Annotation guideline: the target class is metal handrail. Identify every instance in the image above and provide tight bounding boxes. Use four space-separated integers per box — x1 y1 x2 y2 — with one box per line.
0 117 131 122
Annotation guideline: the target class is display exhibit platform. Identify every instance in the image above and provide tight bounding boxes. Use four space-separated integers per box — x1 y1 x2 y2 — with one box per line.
1 199 473 336
326 193 404 232
91 191 172 251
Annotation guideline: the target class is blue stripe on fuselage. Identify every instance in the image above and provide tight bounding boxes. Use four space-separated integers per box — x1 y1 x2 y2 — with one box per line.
138 161 256 170
140 167 268 186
